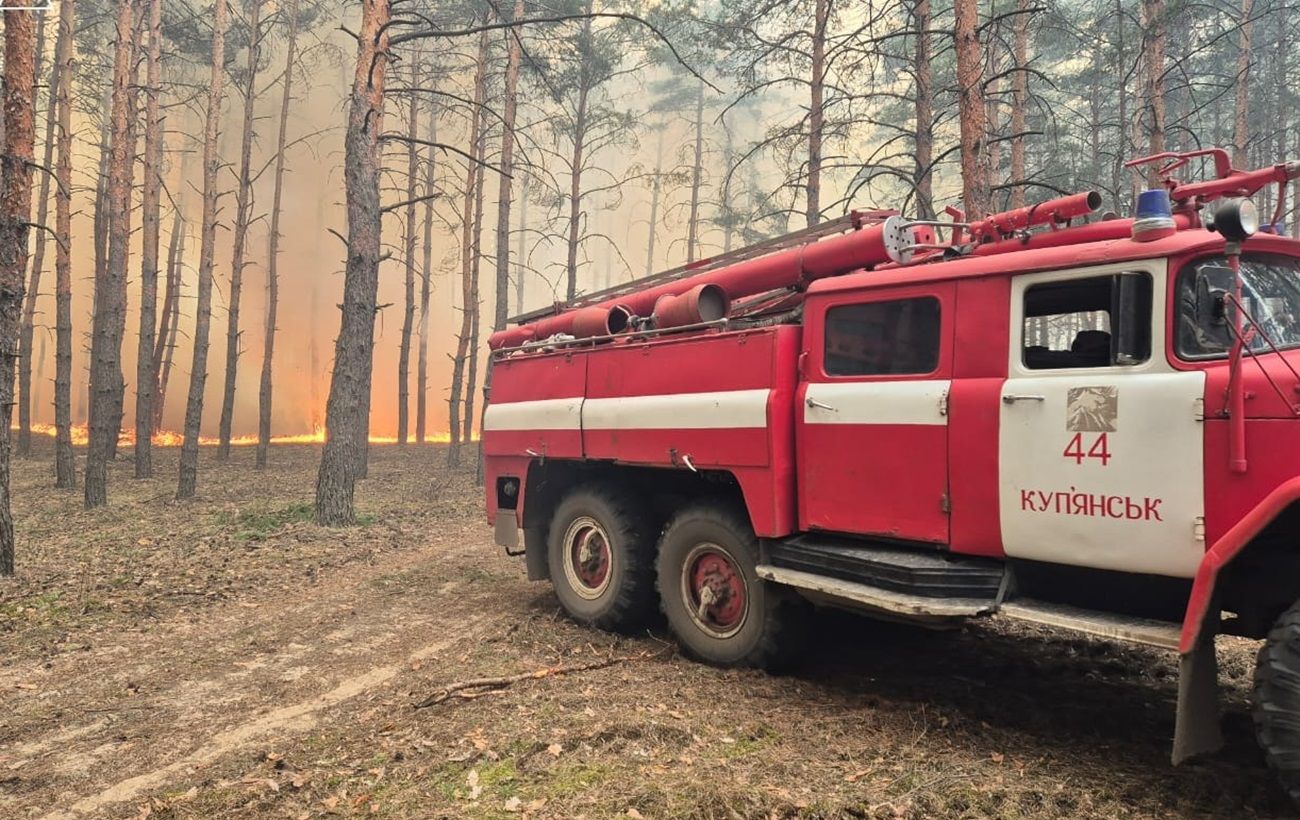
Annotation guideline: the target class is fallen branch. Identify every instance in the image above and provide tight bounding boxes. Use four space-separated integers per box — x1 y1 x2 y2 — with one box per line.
413 649 667 709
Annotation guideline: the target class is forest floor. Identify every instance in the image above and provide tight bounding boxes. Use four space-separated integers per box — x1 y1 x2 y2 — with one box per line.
0 441 1290 819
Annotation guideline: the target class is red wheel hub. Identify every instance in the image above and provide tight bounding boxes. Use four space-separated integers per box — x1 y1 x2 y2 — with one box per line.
571 528 610 590
687 548 746 630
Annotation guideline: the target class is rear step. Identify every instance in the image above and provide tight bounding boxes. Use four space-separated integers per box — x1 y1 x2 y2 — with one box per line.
768 535 1004 599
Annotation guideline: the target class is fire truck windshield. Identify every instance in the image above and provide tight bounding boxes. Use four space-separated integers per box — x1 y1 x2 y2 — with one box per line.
1176 253 1300 360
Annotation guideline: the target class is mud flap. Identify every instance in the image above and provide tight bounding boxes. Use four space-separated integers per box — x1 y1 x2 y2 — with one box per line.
1172 624 1223 764
495 513 522 554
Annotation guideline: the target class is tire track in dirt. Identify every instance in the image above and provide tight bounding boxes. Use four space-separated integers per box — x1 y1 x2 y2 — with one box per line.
42 617 484 819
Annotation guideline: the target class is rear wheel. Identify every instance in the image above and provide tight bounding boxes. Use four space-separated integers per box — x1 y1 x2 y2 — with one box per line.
1254 600 1300 803
546 486 657 632
656 504 804 669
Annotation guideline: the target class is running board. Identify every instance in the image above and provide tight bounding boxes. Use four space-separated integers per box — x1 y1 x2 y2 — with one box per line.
998 599 1182 650
756 565 994 619
757 566 1182 649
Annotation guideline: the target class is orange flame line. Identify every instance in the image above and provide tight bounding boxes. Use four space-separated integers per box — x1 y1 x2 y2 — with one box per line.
17 423 454 447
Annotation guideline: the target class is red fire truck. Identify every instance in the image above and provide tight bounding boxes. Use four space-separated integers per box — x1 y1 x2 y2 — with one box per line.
482 147 1300 800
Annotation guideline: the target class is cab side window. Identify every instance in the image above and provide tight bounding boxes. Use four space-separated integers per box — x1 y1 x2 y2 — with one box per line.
1022 273 1151 370
825 297 941 376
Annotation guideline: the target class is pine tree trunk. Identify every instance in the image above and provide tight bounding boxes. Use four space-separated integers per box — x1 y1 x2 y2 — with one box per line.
218 0 263 460
416 100 435 445
258 0 300 468
1140 0 1166 186
177 0 229 500
514 173 527 314
686 80 704 262
954 0 991 219
0 5 37 575
134 0 163 478
913 0 933 219
53 0 76 490
564 2 593 300
315 0 390 524
1232 0 1253 168
397 63 419 446
483 0 524 465
463 71 491 458
85 0 140 508
448 28 489 468
645 131 663 276
17 12 53 458
806 0 826 227
153 205 184 431
1009 0 1030 209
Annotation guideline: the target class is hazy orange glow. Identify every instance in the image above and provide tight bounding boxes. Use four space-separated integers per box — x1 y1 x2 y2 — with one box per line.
20 423 453 447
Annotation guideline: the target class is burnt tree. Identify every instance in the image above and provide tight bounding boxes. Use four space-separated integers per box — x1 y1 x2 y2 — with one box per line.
53 0 76 489
134 0 163 478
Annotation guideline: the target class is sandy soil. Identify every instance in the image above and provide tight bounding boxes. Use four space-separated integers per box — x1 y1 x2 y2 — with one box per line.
0 442 1289 818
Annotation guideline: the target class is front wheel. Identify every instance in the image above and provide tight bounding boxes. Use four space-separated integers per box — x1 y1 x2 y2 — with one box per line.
1254 600 1300 803
656 504 805 669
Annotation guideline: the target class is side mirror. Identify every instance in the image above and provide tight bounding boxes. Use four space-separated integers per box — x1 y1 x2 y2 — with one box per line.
1195 264 1235 327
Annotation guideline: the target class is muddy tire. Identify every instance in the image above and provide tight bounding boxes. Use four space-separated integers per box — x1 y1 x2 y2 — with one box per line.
656 504 805 670
546 486 657 632
1254 600 1300 803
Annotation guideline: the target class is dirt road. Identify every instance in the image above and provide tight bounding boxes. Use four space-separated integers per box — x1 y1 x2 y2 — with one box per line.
0 444 1288 818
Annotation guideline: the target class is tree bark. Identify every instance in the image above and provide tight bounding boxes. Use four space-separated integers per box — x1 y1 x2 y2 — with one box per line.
397 61 419 445
564 0 594 300
16 11 54 457
913 0 933 219
806 0 826 227
85 0 140 508
153 204 184 431
416 99 435 444
314 0 390 524
448 28 489 467
1232 0 1253 169
462 75 490 457
218 0 263 460
686 79 704 262
645 130 663 276
53 0 76 490
133 0 163 478
1009 0 1030 209
177 0 229 500
258 0 300 468
0 4 37 574
1139 0 1166 186
515 172 527 313
954 0 991 219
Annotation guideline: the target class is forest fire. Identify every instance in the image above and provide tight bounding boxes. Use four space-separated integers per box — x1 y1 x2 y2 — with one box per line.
19 423 452 448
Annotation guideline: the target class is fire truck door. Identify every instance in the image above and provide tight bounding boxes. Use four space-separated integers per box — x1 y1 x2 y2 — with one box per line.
798 285 954 543
998 263 1206 578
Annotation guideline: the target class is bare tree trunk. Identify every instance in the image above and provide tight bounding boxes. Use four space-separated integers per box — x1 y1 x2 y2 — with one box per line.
17 12 54 457
514 172 527 314
218 0 263 460
1232 0 1253 168
564 1 593 300
489 0 523 400
0 4 37 574
315 0 390 524
134 0 162 478
645 146 662 275
1009 0 1030 209
177 0 229 500
85 0 140 508
257 0 300 468
463 89 490 457
53 0 76 490
416 100 435 445
954 0 991 219
806 0 826 227
1139 0 1166 186
448 28 488 468
913 0 933 219
686 79 704 262
397 63 418 446
153 205 184 431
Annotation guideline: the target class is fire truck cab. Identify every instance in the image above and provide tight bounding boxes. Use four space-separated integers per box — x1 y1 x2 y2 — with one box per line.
482 149 1300 802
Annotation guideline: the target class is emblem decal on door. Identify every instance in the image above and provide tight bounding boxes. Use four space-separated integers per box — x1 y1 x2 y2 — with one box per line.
1066 386 1118 432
